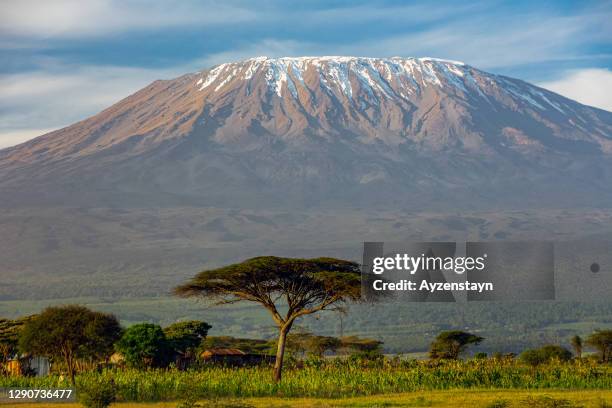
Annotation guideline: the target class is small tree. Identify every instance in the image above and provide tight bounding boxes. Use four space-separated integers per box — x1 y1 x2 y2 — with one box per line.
174 256 362 382
585 330 612 363
285 332 341 358
570 335 583 359
340 335 383 355
304 335 342 358
19 306 121 383
164 321 211 356
0 316 35 372
429 330 484 360
115 323 169 368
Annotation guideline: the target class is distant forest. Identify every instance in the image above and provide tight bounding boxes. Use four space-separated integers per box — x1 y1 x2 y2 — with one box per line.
1 298 610 354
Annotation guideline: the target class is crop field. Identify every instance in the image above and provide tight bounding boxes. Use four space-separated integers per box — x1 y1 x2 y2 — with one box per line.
1 359 610 403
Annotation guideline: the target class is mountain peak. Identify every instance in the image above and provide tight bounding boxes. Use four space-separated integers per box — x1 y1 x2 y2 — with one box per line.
196 55 471 98
1 55 611 210
245 55 466 65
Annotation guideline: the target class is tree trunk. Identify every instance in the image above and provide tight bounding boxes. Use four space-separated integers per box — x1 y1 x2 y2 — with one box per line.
273 325 290 382
65 352 75 385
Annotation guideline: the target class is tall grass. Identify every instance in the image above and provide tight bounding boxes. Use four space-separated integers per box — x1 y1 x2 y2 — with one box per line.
0 359 610 401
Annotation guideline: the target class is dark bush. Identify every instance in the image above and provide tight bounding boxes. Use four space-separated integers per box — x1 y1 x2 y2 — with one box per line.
520 345 573 366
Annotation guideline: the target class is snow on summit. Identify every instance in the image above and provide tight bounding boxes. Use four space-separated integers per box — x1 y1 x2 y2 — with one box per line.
196 56 474 99
193 56 582 117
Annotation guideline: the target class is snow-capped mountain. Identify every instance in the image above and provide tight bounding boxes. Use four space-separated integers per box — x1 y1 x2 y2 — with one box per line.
1 56 611 209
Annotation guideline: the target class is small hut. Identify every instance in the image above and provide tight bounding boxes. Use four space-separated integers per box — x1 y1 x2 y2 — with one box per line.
5 358 20 376
4 354 50 377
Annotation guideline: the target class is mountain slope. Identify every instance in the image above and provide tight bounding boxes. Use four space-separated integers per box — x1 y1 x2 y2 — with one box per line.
1 56 611 209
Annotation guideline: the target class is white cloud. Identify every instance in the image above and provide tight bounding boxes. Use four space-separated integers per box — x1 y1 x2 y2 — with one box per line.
538 69 612 112
0 0 255 38
330 12 611 69
300 2 482 25
0 1 483 40
195 8 611 71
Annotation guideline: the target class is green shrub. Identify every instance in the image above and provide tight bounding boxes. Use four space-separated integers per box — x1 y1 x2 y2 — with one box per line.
77 377 117 408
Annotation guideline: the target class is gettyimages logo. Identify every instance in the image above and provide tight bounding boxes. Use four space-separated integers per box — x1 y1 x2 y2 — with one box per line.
361 241 611 302
371 252 487 275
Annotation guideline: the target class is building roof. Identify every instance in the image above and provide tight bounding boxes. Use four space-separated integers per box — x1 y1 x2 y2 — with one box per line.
201 348 246 356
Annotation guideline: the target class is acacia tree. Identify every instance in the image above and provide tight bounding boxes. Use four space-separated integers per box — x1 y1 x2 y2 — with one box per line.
340 335 384 355
429 330 484 360
174 256 361 382
285 332 342 358
19 306 121 383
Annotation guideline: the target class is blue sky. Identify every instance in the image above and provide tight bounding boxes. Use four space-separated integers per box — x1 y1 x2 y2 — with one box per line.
0 0 611 148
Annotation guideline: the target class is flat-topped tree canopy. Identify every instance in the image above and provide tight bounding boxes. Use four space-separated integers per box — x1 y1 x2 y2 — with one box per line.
174 256 362 321
174 256 362 381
